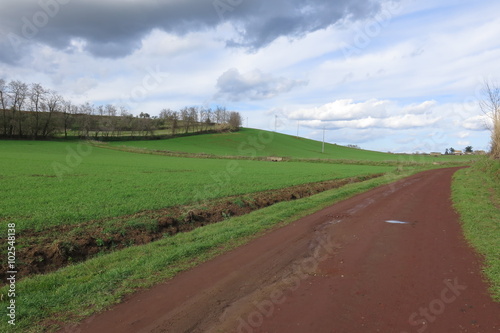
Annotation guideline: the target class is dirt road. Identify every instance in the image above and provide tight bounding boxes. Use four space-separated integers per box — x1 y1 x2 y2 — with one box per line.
66 168 500 333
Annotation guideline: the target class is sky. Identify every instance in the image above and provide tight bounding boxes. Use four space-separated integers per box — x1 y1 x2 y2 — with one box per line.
0 0 498 153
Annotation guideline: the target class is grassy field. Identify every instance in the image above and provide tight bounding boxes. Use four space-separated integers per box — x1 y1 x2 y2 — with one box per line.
0 128 488 332
0 171 418 333
108 128 479 163
452 158 500 301
0 140 393 233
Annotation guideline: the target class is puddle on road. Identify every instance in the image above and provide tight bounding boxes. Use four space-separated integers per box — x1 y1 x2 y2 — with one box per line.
385 220 410 224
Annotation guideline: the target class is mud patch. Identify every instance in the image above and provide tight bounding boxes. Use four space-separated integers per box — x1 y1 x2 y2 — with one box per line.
0 174 384 282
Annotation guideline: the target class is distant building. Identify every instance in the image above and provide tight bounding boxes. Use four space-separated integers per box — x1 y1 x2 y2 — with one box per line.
474 150 487 155
454 150 463 155
430 152 441 157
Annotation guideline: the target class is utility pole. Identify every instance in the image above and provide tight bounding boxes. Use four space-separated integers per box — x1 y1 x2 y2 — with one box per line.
322 126 325 153
296 121 300 138
274 115 277 132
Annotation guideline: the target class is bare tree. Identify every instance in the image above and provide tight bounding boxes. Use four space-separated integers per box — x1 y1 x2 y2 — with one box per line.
8 80 29 137
204 108 213 132
60 99 74 139
479 80 500 159
198 107 207 132
116 106 130 136
28 83 47 138
41 91 62 137
228 111 242 130
78 102 94 138
198 107 214 132
104 104 118 136
213 106 223 124
188 106 198 132
180 107 190 133
0 79 10 136
170 111 179 136
159 108 173 132
138 114 156 137
117 107 135 137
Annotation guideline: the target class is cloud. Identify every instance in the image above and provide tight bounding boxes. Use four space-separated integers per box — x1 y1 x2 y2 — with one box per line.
402 100 437 114
225 0 383 50
71 76 99 95
327 128 391 144
215 68 307 101
457 140 470 146
290 99 441 129
0 0 390 62
462 115 490 131
289 99 390 121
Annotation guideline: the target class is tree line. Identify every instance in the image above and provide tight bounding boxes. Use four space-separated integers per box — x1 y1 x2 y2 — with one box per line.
0 79 242 139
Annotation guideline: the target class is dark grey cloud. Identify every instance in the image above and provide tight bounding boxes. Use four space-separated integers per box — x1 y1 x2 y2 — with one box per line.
0 0 390 63
226 0 384 50
215 68 308 101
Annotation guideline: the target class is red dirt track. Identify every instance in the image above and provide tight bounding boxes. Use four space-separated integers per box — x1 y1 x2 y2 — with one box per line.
64 168 500 333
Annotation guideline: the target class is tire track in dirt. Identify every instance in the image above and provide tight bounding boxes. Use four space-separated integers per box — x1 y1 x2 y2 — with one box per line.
61 168 500 333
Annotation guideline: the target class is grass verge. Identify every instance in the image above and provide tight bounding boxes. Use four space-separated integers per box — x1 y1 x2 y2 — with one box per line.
452 158 500 302
0 169 419 332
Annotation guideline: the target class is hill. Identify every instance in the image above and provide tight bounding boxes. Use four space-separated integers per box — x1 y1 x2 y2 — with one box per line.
108 128 474 163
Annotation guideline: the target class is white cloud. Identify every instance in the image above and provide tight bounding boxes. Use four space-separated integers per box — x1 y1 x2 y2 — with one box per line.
457 131 470 139
289 99 440 129
71 77 99 95
289 99 389 121
403 101 437 114
458 140 470 146
462 115 490 131
382 113 440 129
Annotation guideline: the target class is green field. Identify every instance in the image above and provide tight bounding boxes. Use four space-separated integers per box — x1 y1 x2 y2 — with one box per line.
107 128 478 163
0 133 408 332
0 129 494 332
0 139 393 232
0 170 416 333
